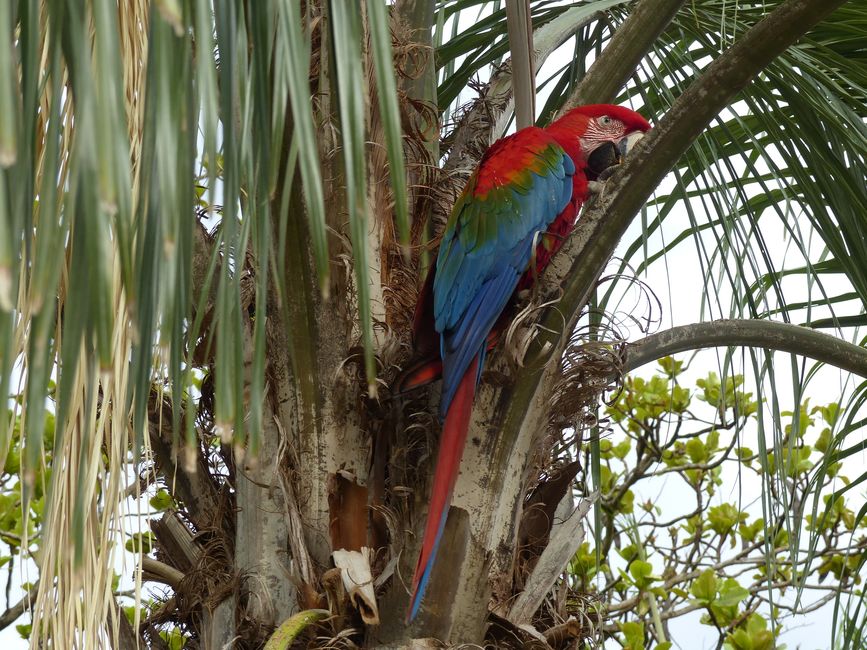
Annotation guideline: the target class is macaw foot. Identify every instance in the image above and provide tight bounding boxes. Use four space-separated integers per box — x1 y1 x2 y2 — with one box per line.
517 282 560 307
596 165 619 182
587 180 605 195
534 281 562 304
587 167 619 197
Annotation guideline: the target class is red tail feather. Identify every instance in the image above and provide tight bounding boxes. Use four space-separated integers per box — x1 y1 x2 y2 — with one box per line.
407 356 478 621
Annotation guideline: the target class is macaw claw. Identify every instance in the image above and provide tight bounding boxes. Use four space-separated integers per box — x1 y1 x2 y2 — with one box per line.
587 180 605 195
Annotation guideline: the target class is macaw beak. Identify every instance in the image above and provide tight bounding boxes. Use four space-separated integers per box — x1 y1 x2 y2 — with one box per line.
586 131 646 180
618 131 645 158
617 136 630 159
586 142 619 179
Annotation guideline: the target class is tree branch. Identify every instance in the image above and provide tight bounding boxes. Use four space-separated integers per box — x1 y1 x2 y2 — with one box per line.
141 557 185 589
508 493 596 624
0 580 39 631
556 0 688 114
623 319 867 377
150 511 201 573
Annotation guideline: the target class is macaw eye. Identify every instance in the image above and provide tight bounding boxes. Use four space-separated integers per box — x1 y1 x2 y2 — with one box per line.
599 116 613 125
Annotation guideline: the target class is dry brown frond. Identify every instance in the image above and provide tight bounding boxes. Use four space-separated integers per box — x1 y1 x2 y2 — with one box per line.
27 2 149 635
514 460 582 592
548 269 661 440
118 0 149 194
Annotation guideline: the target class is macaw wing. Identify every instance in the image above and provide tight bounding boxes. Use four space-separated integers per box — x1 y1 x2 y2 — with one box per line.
433 128 576 416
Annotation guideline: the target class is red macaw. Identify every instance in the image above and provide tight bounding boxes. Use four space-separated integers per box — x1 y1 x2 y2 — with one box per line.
404 105 651 621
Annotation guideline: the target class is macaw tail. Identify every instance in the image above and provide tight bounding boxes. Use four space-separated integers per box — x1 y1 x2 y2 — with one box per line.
406 355 479 622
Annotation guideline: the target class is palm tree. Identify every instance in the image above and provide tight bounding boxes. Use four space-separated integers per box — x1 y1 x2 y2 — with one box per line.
0 0 865 647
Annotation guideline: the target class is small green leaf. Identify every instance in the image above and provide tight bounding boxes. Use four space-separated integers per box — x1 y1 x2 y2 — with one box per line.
716 578 749 606
264 609 330 650
815 427 832 453
618 620 645 650
738 518 764 543
619 489 635 514
629 560 657 589
691 569 717 603
816 402 839 426
727 613 775 650
125 532 155 554
696 373 720 406
612 438 632 460
708 503 746 537
706 429 719 453
686 438 708 463
149 490 173 511
657 356 683 377
123 605 138 625
618 544 638 562
160 627 186 650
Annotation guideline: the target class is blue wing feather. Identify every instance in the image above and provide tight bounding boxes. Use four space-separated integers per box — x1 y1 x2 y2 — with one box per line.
433 132 576 419
439 244 530 417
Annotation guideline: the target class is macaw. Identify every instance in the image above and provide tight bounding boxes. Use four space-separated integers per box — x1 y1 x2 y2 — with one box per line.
404 105 651 621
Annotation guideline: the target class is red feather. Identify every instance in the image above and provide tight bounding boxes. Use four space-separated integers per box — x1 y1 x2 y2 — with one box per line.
407 355 479 621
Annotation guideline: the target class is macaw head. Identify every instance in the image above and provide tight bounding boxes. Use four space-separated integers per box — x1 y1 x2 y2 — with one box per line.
547 104 651 179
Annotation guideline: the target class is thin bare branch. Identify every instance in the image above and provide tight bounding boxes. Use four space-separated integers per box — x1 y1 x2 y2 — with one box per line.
0 580 39 631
